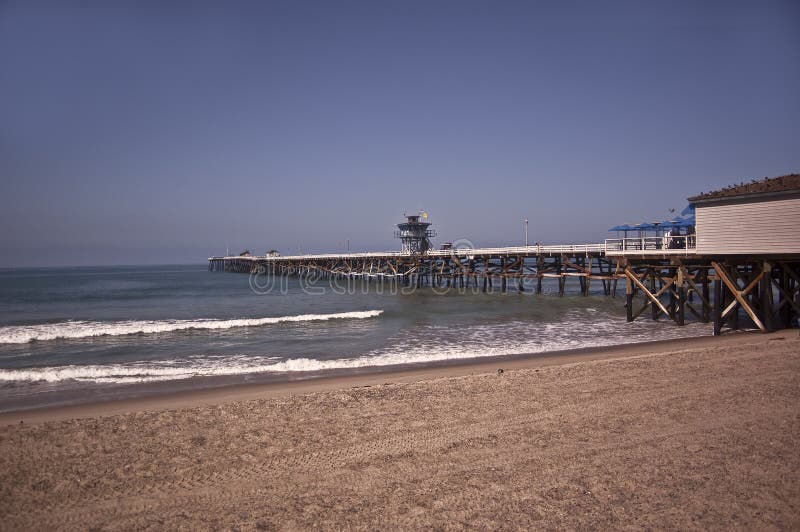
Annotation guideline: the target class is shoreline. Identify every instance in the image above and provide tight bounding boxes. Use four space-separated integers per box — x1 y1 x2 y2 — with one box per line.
0 329 784 425
2 327 798 528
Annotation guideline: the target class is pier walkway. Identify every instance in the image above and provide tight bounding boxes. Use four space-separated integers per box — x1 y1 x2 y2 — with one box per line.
208 238 797 336
208 175 800 335
209 236 696 265
208 239 700 303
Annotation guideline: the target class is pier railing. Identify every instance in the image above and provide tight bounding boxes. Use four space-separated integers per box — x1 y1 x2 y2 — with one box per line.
604 236 696 255
427 244 607 257
209 239 701 262
209 243 609 262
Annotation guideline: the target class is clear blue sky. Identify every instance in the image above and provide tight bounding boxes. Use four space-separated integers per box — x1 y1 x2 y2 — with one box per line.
1 1 798 266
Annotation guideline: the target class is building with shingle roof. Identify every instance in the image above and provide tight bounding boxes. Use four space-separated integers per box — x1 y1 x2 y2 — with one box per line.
688 174 800 256
688 174 800 203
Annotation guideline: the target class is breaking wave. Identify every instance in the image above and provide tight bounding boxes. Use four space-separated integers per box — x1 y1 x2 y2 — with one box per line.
0 310 384 344
0 317 709 384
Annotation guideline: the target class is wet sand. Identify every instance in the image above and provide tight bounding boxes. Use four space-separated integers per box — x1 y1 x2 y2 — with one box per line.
1 331 798 529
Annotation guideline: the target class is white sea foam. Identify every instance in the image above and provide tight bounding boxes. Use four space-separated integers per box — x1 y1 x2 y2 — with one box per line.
0 310 384 344
0 315 710 384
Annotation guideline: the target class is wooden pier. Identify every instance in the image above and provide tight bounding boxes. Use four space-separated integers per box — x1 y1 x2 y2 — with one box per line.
209 244 798 335
209 244 623 297
209 175 800 335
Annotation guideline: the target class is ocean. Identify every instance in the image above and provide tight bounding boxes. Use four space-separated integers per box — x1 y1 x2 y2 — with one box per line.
0 264 710 412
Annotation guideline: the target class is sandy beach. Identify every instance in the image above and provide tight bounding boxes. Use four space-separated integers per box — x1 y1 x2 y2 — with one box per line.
1 331 798 530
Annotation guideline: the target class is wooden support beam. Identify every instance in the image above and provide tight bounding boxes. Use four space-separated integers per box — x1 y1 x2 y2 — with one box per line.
649 269 659 320
612 258 621 299
536 256 544 294
713 278 723 336
562 260 591 274
760 261 774 332
700 268 711 323
624 267 670 319
711 261 766 331
773 277 800 313
676 266 685 326
631 301 653 321
685 302 703 322
625 275 633 322
780 260 800 286
776 261 800 326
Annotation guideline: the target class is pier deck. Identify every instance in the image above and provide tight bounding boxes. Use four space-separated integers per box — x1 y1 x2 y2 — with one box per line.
207 175 800 334
211 243 607 262
209 242 797 336
210 243 625 299
209 237 700 265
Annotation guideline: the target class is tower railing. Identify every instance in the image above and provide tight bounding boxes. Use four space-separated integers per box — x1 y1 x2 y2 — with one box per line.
393 229 437 238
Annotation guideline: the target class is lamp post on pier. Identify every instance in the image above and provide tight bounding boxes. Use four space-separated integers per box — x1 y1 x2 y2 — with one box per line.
524 219 529 247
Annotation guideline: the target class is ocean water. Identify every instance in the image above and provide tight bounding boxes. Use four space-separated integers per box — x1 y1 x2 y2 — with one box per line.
0 264 710 411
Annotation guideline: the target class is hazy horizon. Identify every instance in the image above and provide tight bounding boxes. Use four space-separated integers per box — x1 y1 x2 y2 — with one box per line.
2 1 798 267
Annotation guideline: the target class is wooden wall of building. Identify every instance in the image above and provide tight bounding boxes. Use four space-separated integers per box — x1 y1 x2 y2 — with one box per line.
696 195 800 255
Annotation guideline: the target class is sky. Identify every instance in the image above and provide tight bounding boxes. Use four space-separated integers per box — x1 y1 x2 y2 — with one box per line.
1 1 798 266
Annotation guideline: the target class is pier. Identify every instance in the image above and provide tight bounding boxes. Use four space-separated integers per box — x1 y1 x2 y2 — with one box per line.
210 175 800 335
209 243 621 297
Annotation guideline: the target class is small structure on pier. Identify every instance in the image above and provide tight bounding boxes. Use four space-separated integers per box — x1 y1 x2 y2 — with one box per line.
394 212 436 254
606 206 697 254
689 174 800 255
606 173 800 335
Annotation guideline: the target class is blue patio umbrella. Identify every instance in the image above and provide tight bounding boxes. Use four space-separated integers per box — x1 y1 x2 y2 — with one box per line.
608 224 635 232
661 215 695 228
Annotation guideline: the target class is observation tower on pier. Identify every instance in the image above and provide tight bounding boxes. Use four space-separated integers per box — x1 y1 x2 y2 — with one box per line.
395 212 436 254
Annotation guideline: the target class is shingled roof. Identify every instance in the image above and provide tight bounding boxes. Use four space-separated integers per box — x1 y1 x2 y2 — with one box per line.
688 174 800 202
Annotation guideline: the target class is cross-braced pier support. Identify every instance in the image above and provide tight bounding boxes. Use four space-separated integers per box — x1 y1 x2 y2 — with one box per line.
622 257 800 334
210 251 622 297
210 251 799 334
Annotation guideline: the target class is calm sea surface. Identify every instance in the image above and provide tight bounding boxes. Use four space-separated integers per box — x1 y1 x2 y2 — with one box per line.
0 264 710 411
